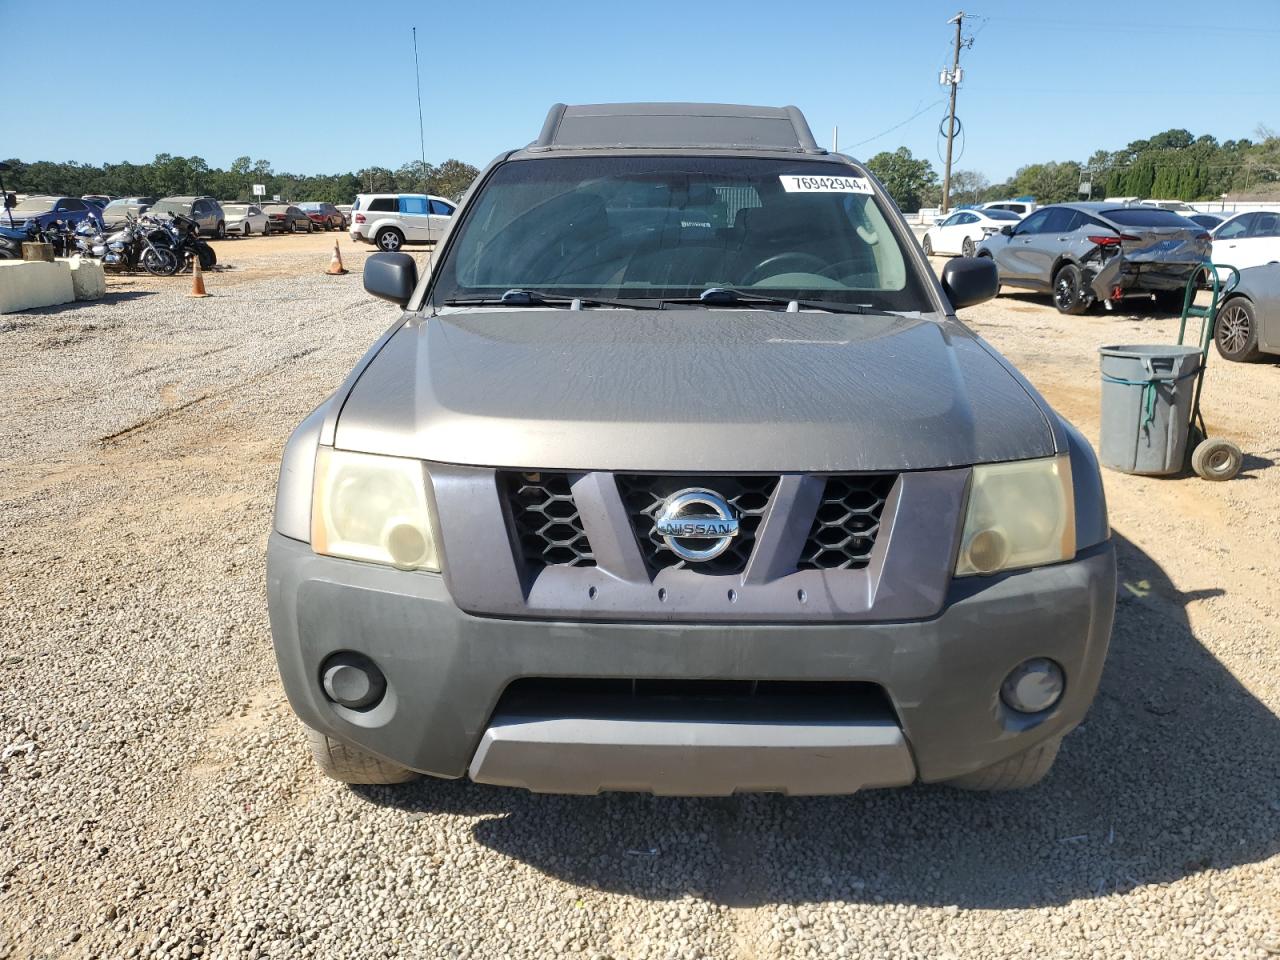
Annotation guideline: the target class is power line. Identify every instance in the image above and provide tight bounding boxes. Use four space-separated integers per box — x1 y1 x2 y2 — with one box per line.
849 99 947 148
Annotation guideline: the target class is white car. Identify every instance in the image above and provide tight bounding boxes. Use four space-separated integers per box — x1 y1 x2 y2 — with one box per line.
1211 210 1280 279
349 193 456 252
981 199 1037 219
223 203 270 237
922 208 1022 257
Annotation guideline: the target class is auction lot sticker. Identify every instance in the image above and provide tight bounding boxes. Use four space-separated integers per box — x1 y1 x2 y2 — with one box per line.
779 175 874 194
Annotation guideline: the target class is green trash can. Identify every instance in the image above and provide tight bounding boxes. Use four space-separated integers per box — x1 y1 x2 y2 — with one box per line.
1098 344 1202 475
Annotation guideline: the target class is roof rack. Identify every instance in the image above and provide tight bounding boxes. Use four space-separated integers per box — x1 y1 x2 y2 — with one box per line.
529 102 825 155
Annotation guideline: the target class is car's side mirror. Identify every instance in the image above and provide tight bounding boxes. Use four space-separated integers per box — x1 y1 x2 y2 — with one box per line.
364 252 418 307
1000 224 1015 236
941 257 998 311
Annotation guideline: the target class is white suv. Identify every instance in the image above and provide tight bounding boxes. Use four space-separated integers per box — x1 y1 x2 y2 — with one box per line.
349 193 456 251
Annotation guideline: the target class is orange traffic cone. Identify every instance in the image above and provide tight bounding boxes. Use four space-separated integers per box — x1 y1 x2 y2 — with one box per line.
189 256 209 298
326 241 348 275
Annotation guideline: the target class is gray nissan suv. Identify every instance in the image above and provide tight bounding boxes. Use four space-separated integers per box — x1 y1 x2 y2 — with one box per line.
267 103 1116 796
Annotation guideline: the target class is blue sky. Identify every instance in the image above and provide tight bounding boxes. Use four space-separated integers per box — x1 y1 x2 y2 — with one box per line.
6 0 1277 182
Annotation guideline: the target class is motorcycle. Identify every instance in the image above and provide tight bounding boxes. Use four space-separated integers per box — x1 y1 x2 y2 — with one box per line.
0 218 75 259
153 212 216 271
74 214 180 276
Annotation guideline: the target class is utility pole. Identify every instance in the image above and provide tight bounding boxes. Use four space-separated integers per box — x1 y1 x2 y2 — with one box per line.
940 11 965 214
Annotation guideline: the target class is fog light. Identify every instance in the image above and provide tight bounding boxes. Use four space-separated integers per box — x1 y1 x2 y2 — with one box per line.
321 653 386 711
1000 658 1064 714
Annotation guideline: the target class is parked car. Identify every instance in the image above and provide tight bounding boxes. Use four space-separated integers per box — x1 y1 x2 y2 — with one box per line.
1213 263 1280 361
222 203 270 236
261 202 314 233
2 195 103 232
1188 212 1225 231
977 202 1210 314
297 202 346 231
100 196 157 229
923 207 1021 257
1209 210 1280 276
349 193 455 251
1141 199 1200 216
981 199 1036 219
268 101 1115 796
82 195 113 209
149 196 227 238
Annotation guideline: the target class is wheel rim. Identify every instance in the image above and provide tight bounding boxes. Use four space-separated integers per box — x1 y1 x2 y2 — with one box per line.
963 239 974 256
381 233 399 250
1208 449 1232 472
1054 274 1076 310
1218 304 1251 353
923 238 932 255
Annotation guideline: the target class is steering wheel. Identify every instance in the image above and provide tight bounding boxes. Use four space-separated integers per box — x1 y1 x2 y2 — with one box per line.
743 252 829 286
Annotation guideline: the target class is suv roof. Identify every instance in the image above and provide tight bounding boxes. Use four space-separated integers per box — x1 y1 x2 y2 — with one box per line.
528 102 824 155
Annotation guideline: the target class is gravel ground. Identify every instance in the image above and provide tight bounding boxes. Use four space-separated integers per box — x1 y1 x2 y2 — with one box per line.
1 251 1278 959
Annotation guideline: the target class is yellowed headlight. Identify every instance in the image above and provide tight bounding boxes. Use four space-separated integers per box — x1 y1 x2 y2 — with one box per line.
955 456 1075 577
311 447 440 572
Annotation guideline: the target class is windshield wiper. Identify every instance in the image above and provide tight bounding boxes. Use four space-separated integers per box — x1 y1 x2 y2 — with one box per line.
443 289 660 309
656 287 872 315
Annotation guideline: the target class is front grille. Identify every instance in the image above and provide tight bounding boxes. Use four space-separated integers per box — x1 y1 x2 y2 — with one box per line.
798 475 896 570
503 472 595 568
617 475 777 576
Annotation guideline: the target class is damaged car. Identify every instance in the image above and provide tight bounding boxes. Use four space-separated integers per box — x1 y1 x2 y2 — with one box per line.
977 202 1210 314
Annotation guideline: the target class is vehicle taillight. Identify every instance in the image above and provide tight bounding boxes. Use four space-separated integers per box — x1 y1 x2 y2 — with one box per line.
1088 235 1121 247
354 213 366 223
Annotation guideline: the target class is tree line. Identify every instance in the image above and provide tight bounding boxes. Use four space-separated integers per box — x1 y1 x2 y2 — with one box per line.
1 155 481 205
864 125 1280 211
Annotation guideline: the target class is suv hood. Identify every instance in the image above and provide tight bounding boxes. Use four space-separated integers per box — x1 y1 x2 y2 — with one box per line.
333 309 1055 472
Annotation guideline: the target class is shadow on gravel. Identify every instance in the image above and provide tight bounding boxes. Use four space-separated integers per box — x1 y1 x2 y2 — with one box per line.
357 531 1280 908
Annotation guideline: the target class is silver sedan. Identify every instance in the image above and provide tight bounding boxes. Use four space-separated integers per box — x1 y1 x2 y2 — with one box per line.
1215 263 1280 362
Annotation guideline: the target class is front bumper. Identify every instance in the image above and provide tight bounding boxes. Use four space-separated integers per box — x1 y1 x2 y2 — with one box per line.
267 532 1116 793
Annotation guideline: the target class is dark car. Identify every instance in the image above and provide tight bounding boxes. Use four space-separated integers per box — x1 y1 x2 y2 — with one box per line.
297 202 346 231
261 203 315 233
1189 213 1225 231
149 196 227 238
100 196 158 229
2 195 103 233
977 202 1211 314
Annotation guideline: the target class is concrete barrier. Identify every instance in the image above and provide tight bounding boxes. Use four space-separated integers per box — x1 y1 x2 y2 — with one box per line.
0 259 76 314
61 256 106 301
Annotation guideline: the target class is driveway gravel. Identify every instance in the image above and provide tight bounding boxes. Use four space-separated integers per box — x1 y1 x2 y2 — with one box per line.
1 250 1277 959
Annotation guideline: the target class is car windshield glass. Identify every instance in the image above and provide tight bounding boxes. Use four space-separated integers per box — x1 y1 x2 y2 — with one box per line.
11 197 57 213
224 205 250 214
431 156 930 311
148 201 188 216
984 209 1020 220
103 200 131 210
297 203 320 211
1102 208 1197 227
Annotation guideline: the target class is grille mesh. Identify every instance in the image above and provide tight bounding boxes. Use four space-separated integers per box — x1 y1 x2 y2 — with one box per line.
617 475 777 576
505 473 595 568
798 476 895 570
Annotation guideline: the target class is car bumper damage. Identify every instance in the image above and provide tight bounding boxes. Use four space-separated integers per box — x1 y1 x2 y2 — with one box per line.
267 532 1117 795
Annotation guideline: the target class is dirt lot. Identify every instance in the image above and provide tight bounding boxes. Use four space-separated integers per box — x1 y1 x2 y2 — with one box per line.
0 240 1277 959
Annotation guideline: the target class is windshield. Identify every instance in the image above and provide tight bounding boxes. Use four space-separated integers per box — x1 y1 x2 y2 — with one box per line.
149 200 190 216
984 209 1020 221
431 156 930 311
1103 208 1198 228
297 203 321 211
11 197 57 213
224 205 250 214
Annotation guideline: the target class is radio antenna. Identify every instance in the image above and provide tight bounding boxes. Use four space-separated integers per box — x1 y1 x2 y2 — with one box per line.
412 26 428 193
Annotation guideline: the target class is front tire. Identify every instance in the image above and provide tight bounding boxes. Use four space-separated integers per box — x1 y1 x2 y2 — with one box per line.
961 236 976 257
1052 263 1090 315
922 235 933 256
376 227 404 252
303 726 418 784
1214 298 1261 362
214 221 226 240
945 736 1062 791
